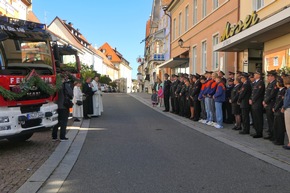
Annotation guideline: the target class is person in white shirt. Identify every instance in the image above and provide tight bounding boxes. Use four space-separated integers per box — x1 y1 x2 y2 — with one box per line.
91 76 103 117
72 80 83 122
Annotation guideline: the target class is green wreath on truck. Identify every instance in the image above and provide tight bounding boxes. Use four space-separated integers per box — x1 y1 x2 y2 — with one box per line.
0 70 63 101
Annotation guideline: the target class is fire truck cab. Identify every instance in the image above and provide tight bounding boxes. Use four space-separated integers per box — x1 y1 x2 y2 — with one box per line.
52 43 81 79
0 16 58 141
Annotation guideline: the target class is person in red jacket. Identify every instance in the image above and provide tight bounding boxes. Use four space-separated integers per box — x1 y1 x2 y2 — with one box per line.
213 76 226 129
198 75 207 122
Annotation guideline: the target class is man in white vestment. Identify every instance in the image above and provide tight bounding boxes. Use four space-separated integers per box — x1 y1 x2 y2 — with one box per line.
91 76 103 116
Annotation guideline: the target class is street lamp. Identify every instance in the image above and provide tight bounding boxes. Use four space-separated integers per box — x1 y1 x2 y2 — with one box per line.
178 38 190 49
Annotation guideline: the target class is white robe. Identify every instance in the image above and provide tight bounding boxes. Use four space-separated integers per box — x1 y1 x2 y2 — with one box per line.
72 86 83 118
91 80 103 116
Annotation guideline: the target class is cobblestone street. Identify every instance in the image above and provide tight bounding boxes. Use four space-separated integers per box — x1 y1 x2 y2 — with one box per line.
0 118 74 193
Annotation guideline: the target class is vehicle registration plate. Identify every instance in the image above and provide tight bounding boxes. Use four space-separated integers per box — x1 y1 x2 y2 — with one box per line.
27 112 44 120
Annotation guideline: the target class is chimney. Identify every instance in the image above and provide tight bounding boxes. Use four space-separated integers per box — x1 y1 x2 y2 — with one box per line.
63 20 67 23
68 22 73 27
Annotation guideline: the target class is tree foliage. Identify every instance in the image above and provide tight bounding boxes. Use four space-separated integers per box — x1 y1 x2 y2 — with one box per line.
80 63 98 81
99 75 112 85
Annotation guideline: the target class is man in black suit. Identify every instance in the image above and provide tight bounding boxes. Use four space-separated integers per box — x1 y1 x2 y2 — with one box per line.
163 73 171 112
191 74 201 121
250 71 265 138
82 77 94 119
263 70 279 140
238 73 252 135
170 74 179 113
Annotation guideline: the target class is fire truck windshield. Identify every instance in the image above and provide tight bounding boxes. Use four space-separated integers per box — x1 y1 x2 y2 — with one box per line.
0 39 53 75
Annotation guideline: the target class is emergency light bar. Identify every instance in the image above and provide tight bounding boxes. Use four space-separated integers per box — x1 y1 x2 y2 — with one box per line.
0 16 46 31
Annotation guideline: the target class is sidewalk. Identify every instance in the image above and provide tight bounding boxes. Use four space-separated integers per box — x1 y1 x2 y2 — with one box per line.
129 92 290 172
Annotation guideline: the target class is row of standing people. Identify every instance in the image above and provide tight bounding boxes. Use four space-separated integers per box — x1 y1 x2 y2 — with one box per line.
159 70 290 150
75 76 103 120
52 75 103 141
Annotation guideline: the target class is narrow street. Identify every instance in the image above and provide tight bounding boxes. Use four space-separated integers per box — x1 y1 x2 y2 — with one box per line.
51 93 290 193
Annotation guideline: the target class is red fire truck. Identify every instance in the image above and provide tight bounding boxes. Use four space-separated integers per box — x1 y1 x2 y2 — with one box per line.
0 16 59 141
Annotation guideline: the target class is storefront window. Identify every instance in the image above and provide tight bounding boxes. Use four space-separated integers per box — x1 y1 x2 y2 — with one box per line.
172 63 189 75
265 49 290 71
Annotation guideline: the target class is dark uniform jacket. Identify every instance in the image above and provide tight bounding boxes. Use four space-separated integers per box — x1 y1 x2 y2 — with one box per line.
264 80 278 109
231 83 242 104
251 79 265 109
180 84 189 98
191 80 202 101
226 84 234 102
170 79 180 98
238 80 252 109
273 87 286 114
163 79 171 95
176 81 184 97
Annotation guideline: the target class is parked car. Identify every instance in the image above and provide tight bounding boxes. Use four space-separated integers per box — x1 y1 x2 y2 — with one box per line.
101 84 106 92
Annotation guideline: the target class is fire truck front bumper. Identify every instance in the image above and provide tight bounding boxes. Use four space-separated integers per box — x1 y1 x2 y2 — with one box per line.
0 103 58 139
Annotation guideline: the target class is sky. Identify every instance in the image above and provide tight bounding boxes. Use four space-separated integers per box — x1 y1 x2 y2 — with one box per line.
33 0 152 79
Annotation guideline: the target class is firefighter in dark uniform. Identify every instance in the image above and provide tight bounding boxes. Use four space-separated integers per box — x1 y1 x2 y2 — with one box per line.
170 74 179 114
181 77 190 118
238 73 252 135
249 72 255 126
175 74 184 115
250 71 265 138
191 74 202 121
163 73 171 112
272 77 287 145
177 74 185 116
224 78 234 123
263 70 279 140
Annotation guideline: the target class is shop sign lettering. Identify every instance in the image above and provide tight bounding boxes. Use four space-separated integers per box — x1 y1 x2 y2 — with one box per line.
221 11 260 42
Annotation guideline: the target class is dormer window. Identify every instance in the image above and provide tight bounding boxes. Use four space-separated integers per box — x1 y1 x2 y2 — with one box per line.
102 49 106 53
81 41 83 44
71 29 74 33
108 55 112 60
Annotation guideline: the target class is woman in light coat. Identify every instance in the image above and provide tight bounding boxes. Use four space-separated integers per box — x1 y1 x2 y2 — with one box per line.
72 80 83 121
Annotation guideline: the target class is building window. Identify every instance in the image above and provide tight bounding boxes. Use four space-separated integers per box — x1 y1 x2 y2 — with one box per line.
202 41 207 73
193 0 197 25
192 46 197 74
213 34 219 70
253 0 264 10
273 57 278 66
108 55 112 60
173 18 176 40
213 0 219 10
178 12 182 36
202 0 207 18
185 6 189 31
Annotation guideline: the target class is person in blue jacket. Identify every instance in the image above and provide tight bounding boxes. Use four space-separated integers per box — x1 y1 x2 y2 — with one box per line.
282 75 290 150
213 76 226 129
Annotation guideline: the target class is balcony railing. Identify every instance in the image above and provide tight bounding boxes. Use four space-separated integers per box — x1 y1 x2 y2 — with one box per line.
150 53 165 61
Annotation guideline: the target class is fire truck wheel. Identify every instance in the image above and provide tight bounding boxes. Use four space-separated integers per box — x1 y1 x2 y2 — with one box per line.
7 133 34 142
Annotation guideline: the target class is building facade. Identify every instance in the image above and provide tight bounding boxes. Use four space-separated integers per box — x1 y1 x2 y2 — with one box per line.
159 0 239 75
142 0 171 93
215 0 290 74
99 42 132 93
48 17 118 80
0 0 34 20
